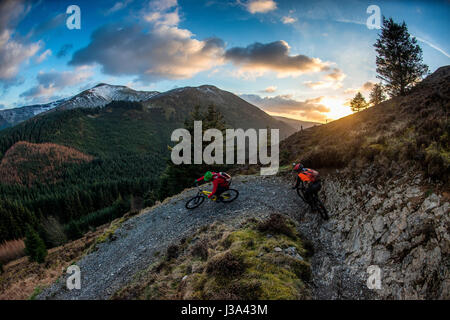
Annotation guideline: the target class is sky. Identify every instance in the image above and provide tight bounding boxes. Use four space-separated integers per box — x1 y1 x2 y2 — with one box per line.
0 0 449 122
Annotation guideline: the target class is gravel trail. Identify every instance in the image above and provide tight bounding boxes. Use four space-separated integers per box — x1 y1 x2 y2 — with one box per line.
38 174 370 300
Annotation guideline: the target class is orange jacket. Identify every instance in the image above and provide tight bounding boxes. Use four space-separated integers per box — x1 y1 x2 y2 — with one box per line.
298 168 319 183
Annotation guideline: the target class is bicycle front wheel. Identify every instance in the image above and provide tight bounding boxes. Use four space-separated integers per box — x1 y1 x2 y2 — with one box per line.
220 189 239 203
186 196 205 209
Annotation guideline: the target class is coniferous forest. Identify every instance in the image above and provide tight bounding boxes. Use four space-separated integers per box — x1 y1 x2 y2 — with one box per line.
0 101 235 248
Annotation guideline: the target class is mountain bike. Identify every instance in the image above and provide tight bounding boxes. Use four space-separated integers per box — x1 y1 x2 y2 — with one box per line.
292 175 329 220
185 187 239 209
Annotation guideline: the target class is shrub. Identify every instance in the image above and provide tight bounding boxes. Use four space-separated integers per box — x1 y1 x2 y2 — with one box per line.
0 239 25 264
206 251 245 278
191 238 209 260
24 225 47 263
257 214 296 239
208 279 262 300
166 244 179 260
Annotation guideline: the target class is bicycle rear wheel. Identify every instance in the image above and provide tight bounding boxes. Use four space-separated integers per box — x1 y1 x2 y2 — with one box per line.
315 199 329 220
220 189 239 203
186 196 205 209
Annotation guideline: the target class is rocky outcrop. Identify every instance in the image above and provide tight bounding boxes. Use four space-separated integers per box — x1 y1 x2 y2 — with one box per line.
318 165 449 299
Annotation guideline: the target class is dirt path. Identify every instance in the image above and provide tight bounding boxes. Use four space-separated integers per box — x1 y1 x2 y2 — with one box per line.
38 174 373 300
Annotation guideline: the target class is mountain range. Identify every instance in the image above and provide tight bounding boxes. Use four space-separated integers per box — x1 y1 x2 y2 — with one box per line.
0 84 296 138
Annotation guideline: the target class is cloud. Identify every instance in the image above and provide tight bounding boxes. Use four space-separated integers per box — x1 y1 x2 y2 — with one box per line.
281 16 296 24
344 81 375 94
262 86 277 93
56 44 73 58
150 0 178 12
324 68 346 82
105 0 134 15
303 68 346 90
0 0 41 85
241 93 330 122
245 0 277 14
35 49 52 63
225 40 329 78
144 9 180 26
69 18 225 82
415 36 450 58
30 13 65 36
20 67 93 99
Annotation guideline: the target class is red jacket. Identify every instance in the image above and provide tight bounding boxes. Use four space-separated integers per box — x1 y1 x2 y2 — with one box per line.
197 172 230 198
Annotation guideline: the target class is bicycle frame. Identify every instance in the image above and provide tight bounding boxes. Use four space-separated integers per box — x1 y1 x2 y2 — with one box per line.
196 187 231 201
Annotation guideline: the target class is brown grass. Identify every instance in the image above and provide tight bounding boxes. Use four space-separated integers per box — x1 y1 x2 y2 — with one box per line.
0 224 109 300
0 240 25 265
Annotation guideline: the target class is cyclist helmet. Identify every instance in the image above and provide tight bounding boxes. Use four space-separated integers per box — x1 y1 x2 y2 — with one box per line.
293 163 304 172
204 171 213 181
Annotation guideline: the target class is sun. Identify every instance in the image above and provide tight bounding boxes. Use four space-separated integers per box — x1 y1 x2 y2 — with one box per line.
321 97 353 121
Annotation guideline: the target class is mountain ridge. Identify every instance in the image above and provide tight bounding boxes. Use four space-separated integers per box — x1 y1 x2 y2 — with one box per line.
0 84 295 138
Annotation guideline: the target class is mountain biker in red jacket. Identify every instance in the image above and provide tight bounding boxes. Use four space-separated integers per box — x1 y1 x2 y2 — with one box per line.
196 171 231 200
292 163 321 204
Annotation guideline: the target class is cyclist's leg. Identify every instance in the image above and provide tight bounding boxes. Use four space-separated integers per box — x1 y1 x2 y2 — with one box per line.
304 185 313 205
309 181 321 210
216 184 230 201
215 186 225 201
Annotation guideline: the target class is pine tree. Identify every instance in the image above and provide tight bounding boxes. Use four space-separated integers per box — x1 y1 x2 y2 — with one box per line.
369 83 386 106
159 105 228 199
24 225 47 263
350 92 368 113
374 17 429 97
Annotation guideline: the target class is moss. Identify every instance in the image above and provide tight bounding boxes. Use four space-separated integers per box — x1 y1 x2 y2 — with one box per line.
113 215 312 300
96 217 125 244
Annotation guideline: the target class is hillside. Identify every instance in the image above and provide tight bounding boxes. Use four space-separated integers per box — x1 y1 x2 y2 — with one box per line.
273 116 320 131
0 141 93 186
144 85 296 139
280 65 450 182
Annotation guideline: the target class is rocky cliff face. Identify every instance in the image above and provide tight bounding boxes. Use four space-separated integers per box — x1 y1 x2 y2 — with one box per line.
307 165 449 299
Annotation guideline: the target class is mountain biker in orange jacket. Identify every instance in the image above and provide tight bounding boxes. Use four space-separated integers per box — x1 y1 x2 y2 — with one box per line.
292 163 321 205
196 171 231 200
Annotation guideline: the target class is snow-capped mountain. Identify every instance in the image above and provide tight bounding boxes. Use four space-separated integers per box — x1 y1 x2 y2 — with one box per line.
0 98 69 129
55 83 159 111
0 84 160 129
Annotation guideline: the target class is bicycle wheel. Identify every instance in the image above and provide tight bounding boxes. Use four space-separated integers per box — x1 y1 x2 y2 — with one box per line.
296 187 306 202
186 196 205 209
220 189 239 203
315 199 329 220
